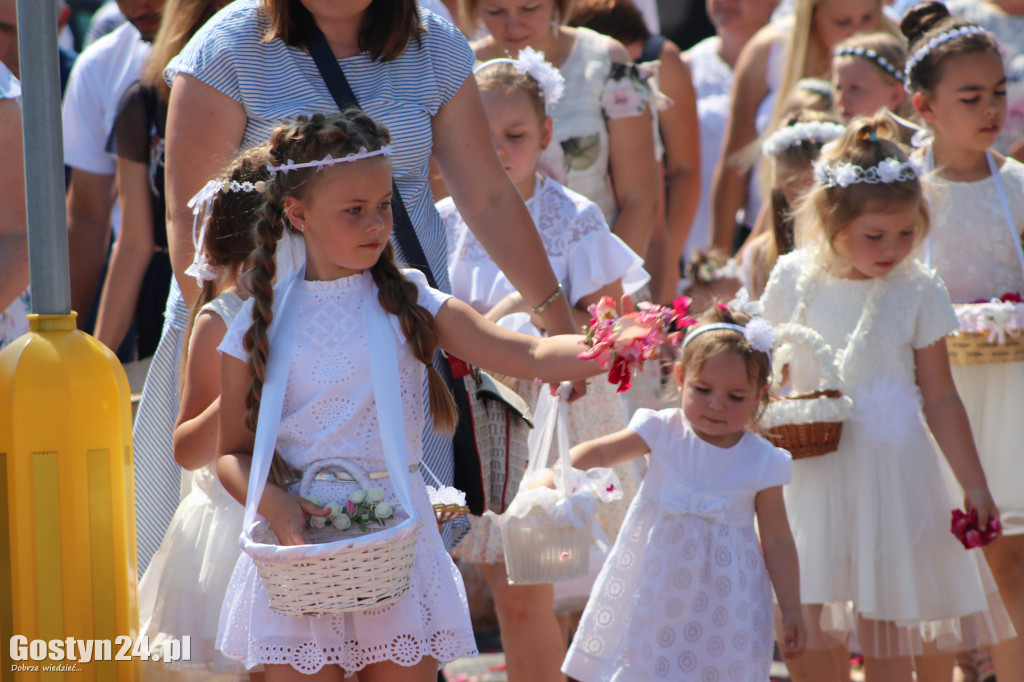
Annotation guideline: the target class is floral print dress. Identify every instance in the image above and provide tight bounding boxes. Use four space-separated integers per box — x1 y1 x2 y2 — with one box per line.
538 27 651 226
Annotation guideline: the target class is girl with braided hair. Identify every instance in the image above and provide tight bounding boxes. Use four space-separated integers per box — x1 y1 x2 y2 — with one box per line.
215 110 603 679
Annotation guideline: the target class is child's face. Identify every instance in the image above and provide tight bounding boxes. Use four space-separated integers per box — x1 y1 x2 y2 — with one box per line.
283 156 394 281
831 199 919 280
832 55 905 122
680 350 765 449
479 0 557 53
914 50 1006 154
482 88 552 199
812 0 878 53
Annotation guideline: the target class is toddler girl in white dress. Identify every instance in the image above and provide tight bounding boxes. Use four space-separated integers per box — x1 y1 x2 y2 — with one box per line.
557 304 805 681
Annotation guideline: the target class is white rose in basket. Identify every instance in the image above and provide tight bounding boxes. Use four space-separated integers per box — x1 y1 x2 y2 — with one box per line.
309 514 327 529
367 487 385 503
303 494 322 506
349 489 367 504
375 502 394 520
330 513 352 530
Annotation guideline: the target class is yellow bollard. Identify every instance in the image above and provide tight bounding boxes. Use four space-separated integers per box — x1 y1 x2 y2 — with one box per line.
0 313 138 681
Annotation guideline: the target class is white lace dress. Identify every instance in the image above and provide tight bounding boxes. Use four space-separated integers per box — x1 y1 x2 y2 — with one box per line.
216 271 477 674
442 175 649 567
137 292 248 679
562 408 792 682
760 250 1014 657
924 157 1024 535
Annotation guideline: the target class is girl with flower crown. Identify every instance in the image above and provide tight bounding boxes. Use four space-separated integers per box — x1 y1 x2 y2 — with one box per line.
545 304 806 681
214 110 607 680
901 3 1024 677
137 145 268 679
440 50 648 682
759 110 1013 681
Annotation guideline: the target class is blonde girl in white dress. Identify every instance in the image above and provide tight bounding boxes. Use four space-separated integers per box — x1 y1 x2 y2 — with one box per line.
760 111 1013 682
555 305 806 682
901 4 1024 678
441 52 647 682
214 110 606 680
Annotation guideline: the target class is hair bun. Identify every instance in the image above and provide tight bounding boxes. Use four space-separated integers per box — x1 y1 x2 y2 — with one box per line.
900 1 951 45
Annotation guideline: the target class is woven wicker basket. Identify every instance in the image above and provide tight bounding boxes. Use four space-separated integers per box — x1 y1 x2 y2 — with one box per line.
764 391 845 459
502 521 592 585
245 458 421 617
433 503 470 533
762 325 852 459
946 301 1024 365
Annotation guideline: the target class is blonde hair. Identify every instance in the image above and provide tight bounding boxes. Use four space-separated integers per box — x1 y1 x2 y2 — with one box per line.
832 32 916 120
770 0 898 131
244 112 458 482
142 0 228 100
793 111 929 255
475 61 548 122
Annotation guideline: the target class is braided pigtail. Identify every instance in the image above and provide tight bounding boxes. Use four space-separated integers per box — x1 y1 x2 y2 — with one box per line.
370 243 458 436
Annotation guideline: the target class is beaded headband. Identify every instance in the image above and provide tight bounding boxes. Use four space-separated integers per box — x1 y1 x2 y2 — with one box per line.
265 145 392 175
795 78 834 97
762 121 845 158
904 25 991 82
184 178 267 286
813 155 923 188
681 319 776 357
474 47 566 114
834 45 906 84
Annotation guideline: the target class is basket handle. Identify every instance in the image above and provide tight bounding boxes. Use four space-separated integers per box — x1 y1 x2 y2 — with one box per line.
298 457 375 498
771 323 845 395
525 382 572 493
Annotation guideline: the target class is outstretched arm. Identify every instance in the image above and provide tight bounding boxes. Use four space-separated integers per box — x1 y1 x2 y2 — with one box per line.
915 340 997 528
755 486 804 658
433 296 601 384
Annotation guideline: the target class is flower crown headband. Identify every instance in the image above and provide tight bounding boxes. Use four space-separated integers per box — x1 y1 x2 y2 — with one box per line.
762 121 846 158
904 25 991 82
265 145 392 175
834 45 906 84
184 178 267 286
795 78 833 97
473 47 566 114
813 153 923 188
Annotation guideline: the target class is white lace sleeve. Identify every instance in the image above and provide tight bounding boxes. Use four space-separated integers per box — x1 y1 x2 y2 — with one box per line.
403 268 453 316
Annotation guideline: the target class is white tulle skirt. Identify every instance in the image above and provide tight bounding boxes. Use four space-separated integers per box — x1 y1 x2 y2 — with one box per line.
137 464 248 677
785 387 1015 657
952 361 1024 535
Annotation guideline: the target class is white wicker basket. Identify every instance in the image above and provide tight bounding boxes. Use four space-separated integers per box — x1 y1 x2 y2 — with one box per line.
502 521 592 585
244 458 421 617
499 384 593 585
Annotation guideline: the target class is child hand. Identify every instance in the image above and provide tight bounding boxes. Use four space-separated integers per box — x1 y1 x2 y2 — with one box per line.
528 468 558 490
780 609 806 658
260 486 330 546
964 487 1000 534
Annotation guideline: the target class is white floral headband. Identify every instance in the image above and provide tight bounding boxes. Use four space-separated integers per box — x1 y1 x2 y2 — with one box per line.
762 121 845 158
795 78 833 97
184 178 267 286
265 145 392 175
904 25 991 82
813 156 923 188
474 47 566 113
834 45 906 84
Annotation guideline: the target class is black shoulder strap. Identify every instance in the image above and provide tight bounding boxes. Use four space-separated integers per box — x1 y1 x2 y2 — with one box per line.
639 34 666 64
306 27 438 289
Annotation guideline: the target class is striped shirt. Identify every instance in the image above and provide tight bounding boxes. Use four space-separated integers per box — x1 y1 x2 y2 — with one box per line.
166 0 475 291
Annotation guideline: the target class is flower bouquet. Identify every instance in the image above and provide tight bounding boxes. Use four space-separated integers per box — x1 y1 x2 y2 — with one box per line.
304 488 395 533
578 296 694 392
950 508 1002 549
946 292 1024 365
